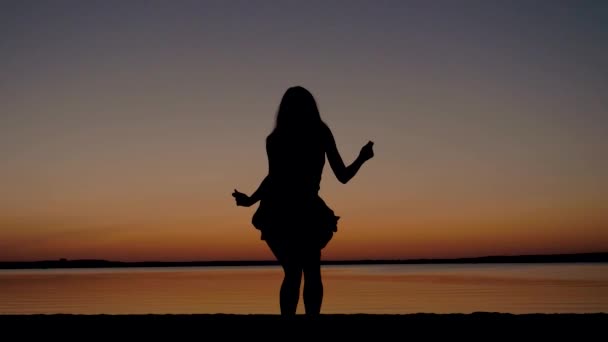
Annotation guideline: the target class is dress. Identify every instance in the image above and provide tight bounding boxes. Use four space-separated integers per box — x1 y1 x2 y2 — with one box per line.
252 192 339 249
251 127 339 250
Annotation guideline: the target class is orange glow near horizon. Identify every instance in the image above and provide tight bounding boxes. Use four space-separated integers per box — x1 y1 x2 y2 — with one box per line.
2 199 606 261
2 156 606 261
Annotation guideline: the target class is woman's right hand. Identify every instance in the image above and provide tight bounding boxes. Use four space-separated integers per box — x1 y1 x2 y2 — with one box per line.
359 141 374 161
232 189 255 207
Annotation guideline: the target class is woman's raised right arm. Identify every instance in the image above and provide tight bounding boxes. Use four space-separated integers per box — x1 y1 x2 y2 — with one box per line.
325 126 374 184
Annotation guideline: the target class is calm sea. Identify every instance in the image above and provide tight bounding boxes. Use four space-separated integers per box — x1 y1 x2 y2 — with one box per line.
1 263 606 314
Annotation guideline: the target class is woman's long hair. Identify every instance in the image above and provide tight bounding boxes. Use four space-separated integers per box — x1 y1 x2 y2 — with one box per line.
272 86 325 137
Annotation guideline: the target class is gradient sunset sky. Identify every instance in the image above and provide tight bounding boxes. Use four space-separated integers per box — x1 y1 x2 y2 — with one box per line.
1 1 607 261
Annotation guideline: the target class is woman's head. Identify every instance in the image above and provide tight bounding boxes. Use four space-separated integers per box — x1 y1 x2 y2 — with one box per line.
274 86 323 132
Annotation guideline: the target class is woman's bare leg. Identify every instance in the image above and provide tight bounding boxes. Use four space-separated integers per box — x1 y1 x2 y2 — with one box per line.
303 249 323 315
267 237 302 315
280 261 302 315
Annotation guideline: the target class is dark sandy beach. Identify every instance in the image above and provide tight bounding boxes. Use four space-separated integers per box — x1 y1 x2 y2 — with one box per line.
2 313 605 339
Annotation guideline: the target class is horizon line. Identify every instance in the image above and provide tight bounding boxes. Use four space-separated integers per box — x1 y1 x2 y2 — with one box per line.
1 251 607 269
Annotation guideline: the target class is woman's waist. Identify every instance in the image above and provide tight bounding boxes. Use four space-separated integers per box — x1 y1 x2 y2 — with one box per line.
268 179 320 195
265 189 319 201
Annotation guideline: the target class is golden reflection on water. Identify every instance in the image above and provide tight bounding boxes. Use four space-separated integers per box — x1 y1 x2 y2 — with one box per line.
1 264 607 314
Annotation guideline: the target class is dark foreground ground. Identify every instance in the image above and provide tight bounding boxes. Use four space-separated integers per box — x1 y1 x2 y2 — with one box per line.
2 313 606 339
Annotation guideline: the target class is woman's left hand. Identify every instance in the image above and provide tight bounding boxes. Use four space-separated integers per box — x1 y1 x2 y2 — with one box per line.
359 140 374 161
232 189 255 207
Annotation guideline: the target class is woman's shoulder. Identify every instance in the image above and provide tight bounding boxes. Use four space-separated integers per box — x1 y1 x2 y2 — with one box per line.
266 132 278 147
320 122 334 145
320 122 330 133
266 132 283 152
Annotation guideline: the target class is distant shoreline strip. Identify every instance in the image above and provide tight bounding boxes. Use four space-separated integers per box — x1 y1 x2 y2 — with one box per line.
1 252 607 270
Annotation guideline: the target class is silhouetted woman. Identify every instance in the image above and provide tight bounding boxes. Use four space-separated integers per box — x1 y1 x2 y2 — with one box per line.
232 86 374 315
